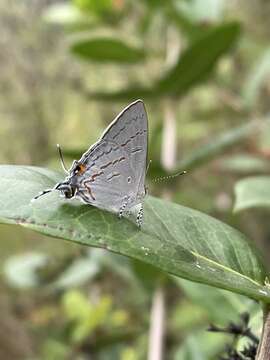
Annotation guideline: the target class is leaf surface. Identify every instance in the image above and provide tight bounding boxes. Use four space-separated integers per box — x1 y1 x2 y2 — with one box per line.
0 165 269 302
234 176 270 212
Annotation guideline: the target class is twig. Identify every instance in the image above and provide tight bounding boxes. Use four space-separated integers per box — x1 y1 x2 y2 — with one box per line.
256 305 270 360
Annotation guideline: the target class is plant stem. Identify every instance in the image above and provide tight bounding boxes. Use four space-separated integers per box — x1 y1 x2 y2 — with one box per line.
256 305 270 360
161 99 177 171
148 287 165 360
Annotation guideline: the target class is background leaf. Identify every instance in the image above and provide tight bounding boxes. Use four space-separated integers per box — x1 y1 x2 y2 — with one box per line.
220 154 270 174
156 22 241 96
3 252 48 288
88 22 241 100
70 36 146 63
243 48 270 108
234 176 270 212
0 165 269 302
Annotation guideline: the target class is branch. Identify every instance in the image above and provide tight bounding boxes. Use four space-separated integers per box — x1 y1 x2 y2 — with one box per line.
256 305 270 360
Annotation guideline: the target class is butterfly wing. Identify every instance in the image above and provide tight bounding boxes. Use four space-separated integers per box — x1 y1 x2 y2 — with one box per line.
74 100 148 214
101 100 148 198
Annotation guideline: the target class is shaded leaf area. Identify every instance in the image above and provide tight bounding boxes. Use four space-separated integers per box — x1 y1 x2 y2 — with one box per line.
0 166 269 302
234 176 270 212
70 37 146 63
87 22 240 101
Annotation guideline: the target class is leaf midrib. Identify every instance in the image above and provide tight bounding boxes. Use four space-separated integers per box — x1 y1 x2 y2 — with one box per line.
146 201 263 288
191 251 262 288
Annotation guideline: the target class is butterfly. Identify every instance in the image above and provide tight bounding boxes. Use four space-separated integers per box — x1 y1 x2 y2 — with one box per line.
34 100 148 227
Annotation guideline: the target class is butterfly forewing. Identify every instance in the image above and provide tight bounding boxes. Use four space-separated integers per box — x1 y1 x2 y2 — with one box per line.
75 100 148 214
101 100 148 196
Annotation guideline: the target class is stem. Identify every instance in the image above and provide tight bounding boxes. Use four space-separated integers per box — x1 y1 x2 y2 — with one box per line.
161 100 177 171
147 287 165 360
161 25 180 172
256 305 270 360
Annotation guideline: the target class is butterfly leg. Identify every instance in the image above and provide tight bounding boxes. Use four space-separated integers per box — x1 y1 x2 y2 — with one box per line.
118 196 129 219
136 204 144 228
77 190 91 203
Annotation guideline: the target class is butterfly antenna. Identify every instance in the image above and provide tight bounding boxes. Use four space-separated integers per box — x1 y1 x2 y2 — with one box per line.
57 144 69 174
153 170 187 183
31 189 53 202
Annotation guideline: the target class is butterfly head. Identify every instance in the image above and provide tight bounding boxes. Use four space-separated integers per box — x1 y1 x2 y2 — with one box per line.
55 161 86 198
33 159 87 202
33 180 77 201
54 181 76 199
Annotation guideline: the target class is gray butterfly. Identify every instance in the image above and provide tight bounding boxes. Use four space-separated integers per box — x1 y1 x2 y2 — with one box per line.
34 100 148 227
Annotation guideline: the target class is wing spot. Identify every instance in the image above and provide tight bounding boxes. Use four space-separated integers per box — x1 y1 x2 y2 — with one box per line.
91 145 119 163
112 156 126 165
87 171 104 183
127 176 131 183
107 172 121 181
100 156 126 170
100 161 112 170
131 148 142 153
121 139 131 147
120 129 146 147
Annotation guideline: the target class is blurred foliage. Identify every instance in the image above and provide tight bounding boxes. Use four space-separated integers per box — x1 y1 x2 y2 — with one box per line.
2 0 270 359
70 36 146 63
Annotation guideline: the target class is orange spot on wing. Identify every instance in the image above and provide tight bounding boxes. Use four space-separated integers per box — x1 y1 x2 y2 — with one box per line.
78 164 86 174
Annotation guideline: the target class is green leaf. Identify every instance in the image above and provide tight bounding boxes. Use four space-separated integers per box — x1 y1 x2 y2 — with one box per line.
53 254 100 289
157 22 241 96
3 252 48 289
70 36 146 63
234 176 270 212
220 154 270 174
0 165 269 302
243 48 270 108
73 0 113 16
88 22 241 100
